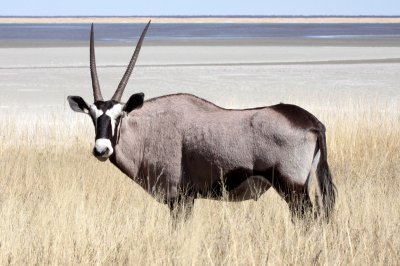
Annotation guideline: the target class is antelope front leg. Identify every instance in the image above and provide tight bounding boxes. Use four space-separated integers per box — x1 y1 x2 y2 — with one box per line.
167 194 195 227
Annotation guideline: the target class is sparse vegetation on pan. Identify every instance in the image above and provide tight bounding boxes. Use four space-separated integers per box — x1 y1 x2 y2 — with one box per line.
0 101 399 265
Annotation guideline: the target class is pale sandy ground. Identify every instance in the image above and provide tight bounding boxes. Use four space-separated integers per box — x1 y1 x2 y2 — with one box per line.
0 44 399 114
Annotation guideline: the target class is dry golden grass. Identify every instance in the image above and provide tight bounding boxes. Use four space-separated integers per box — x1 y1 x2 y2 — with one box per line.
0 100 399 265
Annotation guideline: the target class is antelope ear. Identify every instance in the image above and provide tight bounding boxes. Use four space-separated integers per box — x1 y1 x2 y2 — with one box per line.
67 96 90 114
123 93 144 113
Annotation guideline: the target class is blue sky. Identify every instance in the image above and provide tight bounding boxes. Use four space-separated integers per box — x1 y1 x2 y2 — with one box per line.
2 0 399 16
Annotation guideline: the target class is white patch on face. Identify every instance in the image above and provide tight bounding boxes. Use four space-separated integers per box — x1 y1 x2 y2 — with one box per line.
90 105 104 119
105 104 123 136
95 138 114 157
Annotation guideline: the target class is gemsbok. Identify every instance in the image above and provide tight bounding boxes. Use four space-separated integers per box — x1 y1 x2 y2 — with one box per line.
68 21 336 222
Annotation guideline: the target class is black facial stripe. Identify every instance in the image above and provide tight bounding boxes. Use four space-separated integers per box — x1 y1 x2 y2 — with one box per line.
95 114 112 140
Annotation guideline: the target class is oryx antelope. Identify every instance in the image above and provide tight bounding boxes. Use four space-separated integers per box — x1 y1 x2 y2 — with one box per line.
68 21 336 221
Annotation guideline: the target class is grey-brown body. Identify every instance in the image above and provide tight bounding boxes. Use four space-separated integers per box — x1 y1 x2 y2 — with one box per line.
111 94 323 207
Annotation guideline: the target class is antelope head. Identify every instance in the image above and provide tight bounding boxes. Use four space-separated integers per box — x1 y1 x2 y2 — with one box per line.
67 21 150 161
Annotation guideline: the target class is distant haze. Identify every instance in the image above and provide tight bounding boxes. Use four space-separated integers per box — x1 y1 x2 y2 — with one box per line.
1 0 399 16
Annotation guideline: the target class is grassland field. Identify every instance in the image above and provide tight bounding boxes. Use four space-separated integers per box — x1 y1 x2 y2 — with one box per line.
0 97 399 265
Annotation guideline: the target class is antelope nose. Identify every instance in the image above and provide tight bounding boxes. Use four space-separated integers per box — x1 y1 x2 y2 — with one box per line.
93 147 109 157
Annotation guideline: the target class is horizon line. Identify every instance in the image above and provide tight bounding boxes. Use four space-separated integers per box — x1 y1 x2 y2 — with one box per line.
1 15 400 18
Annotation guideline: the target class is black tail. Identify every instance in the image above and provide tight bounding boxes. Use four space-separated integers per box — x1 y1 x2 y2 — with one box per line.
315 123 336 220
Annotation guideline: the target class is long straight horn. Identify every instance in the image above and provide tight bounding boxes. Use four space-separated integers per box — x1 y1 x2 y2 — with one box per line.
90 24 103 102
112 20 151 102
